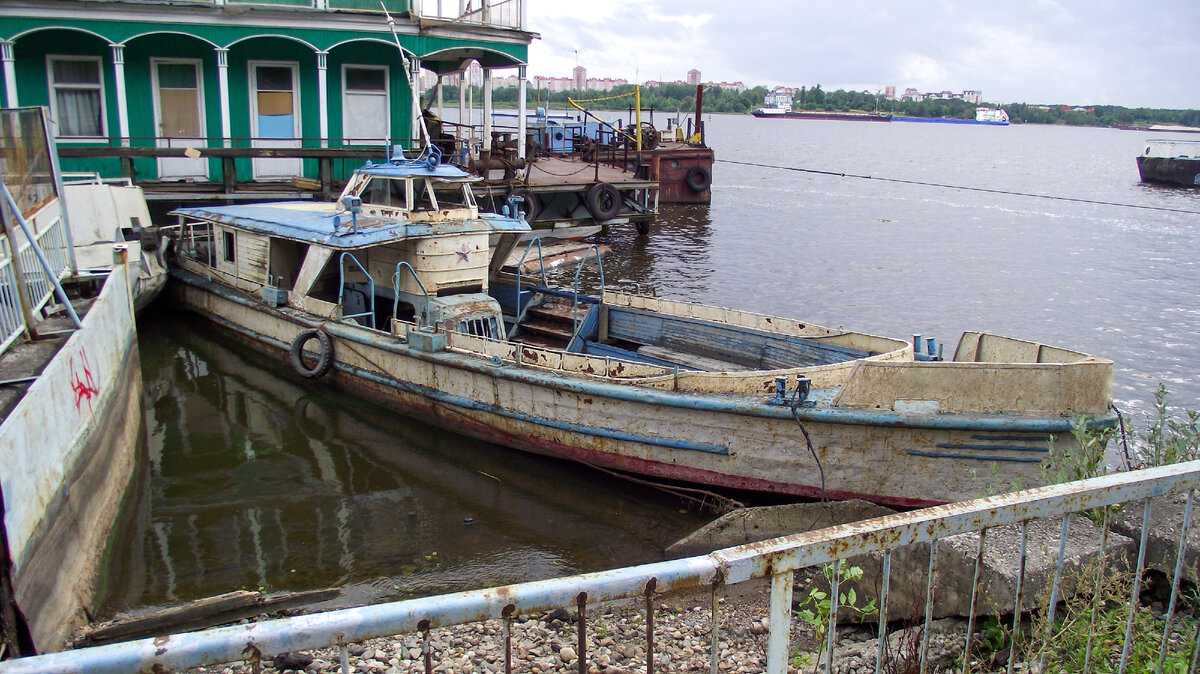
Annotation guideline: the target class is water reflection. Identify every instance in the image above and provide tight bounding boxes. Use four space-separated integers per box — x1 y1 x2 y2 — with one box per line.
99 309 707 615
559 204 716 298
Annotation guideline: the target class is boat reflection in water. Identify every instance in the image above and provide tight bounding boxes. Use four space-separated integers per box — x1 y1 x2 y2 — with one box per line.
98 309 709 616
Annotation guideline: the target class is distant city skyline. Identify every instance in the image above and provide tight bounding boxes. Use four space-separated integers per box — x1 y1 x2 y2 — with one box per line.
524 0 1200 110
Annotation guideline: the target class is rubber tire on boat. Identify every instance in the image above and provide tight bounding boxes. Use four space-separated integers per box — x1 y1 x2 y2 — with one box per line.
508 188 541 223
585 182 622 221
684 165 712 192
289 329 334 379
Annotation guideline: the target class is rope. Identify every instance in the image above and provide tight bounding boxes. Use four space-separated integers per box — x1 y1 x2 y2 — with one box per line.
529 161 595 178
568 91 637 105
718 158 1200 216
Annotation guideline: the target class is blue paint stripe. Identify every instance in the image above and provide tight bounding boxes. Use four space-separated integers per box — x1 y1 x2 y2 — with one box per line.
339 361 732 455
191 300 731 456
936 443 1049 453
908 450 1043 464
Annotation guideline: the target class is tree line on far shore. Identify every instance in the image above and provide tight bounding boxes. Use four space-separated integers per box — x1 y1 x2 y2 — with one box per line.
432 83 1199 129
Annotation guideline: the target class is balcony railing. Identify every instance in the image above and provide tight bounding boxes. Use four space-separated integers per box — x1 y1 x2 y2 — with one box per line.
411 0 524 29
71 0 526 28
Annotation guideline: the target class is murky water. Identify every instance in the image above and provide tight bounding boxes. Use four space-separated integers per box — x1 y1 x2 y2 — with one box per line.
102 114 1200 615
99 311 709 615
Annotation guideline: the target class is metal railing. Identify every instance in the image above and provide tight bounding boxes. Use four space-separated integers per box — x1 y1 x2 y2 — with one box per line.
0 241 25 354
15 217 70 315
86 0 412 12
4 461 1200 673
412 0 524 29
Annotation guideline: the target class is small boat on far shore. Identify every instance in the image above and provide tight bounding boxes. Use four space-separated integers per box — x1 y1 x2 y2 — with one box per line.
1136 139 1200 187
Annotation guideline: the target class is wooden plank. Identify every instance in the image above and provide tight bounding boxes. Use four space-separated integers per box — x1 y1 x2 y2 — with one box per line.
76 588 341 647
638 345 751 372
607 308 871 369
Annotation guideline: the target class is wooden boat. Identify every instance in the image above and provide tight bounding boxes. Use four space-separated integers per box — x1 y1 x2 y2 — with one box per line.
161 155 1117 508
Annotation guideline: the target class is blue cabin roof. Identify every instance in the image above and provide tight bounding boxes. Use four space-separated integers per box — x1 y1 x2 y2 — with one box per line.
355 160 478 180
170 201 529 249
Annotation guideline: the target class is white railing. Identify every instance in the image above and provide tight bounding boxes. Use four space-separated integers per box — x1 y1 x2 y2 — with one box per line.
14 215 70 316
413 0 524 29
3 461 1199 673
0 241 26 354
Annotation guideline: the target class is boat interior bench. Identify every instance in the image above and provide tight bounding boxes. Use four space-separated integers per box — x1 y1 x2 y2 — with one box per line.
577 306 873 372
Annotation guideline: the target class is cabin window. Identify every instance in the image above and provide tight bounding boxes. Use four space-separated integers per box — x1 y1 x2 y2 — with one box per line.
432 182 475 209
47 56 106 139
342 65 389 143
360 177 407 208
222 230 236 263
413 179 438 211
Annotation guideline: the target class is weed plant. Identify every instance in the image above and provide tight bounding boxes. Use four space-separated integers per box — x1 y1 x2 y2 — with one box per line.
976 560 1199 672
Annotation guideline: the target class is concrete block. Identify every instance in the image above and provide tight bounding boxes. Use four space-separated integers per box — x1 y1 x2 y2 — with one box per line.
665 500 897 558
1111 492 1200 583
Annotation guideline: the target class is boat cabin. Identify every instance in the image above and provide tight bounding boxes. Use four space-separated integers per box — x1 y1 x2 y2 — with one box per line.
170 160 529 339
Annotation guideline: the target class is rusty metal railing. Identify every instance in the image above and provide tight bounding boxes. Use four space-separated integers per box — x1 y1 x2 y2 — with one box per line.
3 461 1200 673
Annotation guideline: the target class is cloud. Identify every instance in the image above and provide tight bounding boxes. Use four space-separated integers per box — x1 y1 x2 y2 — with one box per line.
522 0 1200 108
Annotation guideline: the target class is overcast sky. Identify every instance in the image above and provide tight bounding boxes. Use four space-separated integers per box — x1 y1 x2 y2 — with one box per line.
524 0 1200 110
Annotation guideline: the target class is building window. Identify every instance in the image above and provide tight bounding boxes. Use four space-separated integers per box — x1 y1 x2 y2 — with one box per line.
222 230 235 263
342 65 389 143
47 56 106 139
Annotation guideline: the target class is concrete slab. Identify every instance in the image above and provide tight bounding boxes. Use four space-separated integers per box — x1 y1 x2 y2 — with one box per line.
1112 491 1200 583
666 500 896 558
811 513 1137 622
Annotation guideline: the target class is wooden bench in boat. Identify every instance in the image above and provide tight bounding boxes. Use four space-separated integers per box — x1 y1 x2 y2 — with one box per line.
636 345 754 372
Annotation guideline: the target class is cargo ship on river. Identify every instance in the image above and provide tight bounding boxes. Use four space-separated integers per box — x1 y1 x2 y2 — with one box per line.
752 106 892 122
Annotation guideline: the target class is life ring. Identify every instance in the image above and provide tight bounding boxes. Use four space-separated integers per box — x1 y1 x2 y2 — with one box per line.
585 182 621 221
289 328 334 379
508 188 541 223
684 165 712 192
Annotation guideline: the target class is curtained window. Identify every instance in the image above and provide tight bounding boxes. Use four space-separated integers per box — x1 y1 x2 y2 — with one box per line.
48 56 105 139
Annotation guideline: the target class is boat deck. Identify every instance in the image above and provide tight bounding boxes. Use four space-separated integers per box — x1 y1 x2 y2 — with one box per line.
519 157 657 190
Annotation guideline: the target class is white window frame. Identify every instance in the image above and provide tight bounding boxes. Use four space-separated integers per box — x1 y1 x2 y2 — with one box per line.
341 64 390 142
46 54 108 141
149 57 206 140
249 60 301 140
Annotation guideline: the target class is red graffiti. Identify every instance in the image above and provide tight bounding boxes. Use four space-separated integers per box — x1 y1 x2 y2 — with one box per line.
70 348 99 414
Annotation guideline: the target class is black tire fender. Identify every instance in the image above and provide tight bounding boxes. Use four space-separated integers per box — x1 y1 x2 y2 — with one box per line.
585 182 622 221
684 165 712 192
508 188 541 223
289 328 334 379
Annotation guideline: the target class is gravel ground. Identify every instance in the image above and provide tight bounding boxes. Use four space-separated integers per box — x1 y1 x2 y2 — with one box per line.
187 583 1011 674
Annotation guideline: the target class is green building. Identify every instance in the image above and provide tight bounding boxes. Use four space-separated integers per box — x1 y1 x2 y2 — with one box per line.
0 0 533 183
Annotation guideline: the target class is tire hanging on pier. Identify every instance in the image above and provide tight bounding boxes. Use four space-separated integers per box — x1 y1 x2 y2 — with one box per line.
289 328 334 379
684 165 712 193
508 188 541 223
585 182 621 221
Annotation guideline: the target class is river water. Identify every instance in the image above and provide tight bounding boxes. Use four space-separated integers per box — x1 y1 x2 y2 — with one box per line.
100 114 1200 616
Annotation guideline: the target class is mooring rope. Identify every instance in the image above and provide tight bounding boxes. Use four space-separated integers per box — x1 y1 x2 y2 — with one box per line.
718 158 1200 215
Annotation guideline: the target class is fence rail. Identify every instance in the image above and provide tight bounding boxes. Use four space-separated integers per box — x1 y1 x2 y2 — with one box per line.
3 460 1199 673
0 245 25 354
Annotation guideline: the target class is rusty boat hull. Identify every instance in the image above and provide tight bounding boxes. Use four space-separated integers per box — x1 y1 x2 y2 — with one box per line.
168 266 1115 509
